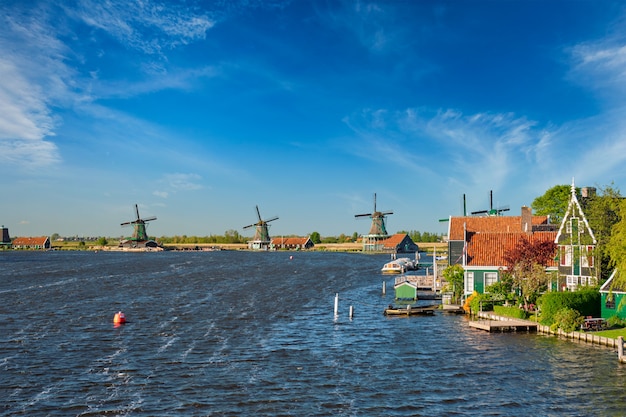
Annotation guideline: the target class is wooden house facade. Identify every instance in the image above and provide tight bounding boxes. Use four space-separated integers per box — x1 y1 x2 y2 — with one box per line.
554 182 598 290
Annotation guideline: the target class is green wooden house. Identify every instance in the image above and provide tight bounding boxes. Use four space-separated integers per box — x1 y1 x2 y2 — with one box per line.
446 206 558 296
394 280 418 300
600 270 626 320
554 182 598 290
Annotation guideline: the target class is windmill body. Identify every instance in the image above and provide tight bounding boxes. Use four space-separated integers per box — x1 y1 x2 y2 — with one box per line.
119 204 159 249
243 206 278 250
355 193 393 251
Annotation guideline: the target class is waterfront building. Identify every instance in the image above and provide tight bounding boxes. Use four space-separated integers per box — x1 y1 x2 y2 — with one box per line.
600 270 626 320
11 236 51 250
270 236 315 250
554 181 598 290
447 206 558 296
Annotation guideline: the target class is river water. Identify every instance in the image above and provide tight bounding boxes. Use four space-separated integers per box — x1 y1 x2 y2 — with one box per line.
1 251 624 416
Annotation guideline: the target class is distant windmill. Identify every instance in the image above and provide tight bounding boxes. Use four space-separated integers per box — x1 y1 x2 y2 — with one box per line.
471 190 510 216
243 205 279 243
355 193 393 236
121 204 157 242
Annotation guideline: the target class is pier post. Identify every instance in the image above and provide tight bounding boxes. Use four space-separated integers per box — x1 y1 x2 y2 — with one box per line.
334 293 339 317
382 281 386 295
619 336 624 363
349 305 354 319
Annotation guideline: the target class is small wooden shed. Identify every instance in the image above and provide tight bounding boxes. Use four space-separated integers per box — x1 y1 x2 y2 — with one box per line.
394 280 418 300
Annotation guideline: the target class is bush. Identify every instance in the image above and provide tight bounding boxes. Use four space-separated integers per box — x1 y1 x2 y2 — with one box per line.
494 305 528 319
550 307 583 333
538 289 600 325
606 315 626 328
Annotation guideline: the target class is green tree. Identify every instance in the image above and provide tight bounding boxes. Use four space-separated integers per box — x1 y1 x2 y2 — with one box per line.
97 237 108 246
310 231 321 244
442 264 464 303
583 183 623 282
351 232 359 242
503 236 557 307
607 199 626 292
532 184 577 224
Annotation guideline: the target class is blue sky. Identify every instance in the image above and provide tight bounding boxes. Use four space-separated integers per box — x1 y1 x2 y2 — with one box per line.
2 0 626 239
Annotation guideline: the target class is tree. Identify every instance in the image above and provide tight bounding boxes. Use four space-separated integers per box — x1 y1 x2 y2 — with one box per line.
532 184 576 224
97 237 108 246
607 199 626 291
503 236 557 307
310 231 321 244
583 183 623 282
442 264 464 303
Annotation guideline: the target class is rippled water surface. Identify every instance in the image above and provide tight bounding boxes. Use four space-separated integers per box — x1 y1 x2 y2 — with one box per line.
1 251 625 416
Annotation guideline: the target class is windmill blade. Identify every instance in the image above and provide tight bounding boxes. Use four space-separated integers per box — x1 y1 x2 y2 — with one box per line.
135 204 141 220
265 216 279 223
255 205 262 222
373 193 377 212
120 221 132 226
243 223 256 229
142 216 157 222
355 213 372 218
380 211 393 216
471 210 488 215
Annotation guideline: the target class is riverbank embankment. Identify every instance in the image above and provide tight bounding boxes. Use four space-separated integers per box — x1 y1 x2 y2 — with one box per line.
476 311 622 349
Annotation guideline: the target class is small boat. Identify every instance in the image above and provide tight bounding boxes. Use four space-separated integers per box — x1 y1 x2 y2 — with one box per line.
381 257 417 274
384 304 438 316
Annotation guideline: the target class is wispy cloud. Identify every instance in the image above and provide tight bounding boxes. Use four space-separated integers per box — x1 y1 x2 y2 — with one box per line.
343 107 543 190
0 1 218 171
154 173 203 198
69 0 215 55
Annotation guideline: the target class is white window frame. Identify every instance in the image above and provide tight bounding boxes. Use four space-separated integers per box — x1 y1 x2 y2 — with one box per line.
484 272 498 289
465 272 474 294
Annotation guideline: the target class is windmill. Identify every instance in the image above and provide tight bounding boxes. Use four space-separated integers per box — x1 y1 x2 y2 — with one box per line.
355 193 393 237
471 190 510 216
243 206 279 245
120 204 157 242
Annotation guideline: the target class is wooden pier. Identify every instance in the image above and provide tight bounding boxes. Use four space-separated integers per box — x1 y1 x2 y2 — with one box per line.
469 319 537 332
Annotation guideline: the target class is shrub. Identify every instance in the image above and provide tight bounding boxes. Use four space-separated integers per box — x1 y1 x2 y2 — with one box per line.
550 307 583 333
606 315 625 328
538 289 600 325
494 305 528 319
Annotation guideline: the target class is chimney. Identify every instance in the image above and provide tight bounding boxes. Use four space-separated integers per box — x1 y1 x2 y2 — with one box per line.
521 206 532 234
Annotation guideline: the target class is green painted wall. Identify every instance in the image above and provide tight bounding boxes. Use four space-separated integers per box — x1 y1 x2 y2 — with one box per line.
601 292 626 320
395 283 417 300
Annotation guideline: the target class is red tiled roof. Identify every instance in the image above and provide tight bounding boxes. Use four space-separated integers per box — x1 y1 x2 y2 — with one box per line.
449 215 550 240
466 231 557 267
271 237 311 246
380 233 408 248
12 236 49 246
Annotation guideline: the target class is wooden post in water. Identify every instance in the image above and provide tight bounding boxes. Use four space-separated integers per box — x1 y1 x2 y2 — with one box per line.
382 281 386 295
349 305 354 319
618 336 625 363
334 293 339 317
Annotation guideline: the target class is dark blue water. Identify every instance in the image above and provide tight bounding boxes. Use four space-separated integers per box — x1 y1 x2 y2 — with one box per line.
1 251 625 416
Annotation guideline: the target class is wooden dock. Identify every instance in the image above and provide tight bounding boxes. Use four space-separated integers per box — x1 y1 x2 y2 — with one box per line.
469 319 537 332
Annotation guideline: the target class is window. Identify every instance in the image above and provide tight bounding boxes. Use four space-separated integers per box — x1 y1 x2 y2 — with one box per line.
465 272 474 294
485 272 498 288
562 246 572 267
606 295 615 310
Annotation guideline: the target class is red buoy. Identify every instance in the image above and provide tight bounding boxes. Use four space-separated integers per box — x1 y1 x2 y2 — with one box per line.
113 311 126 325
